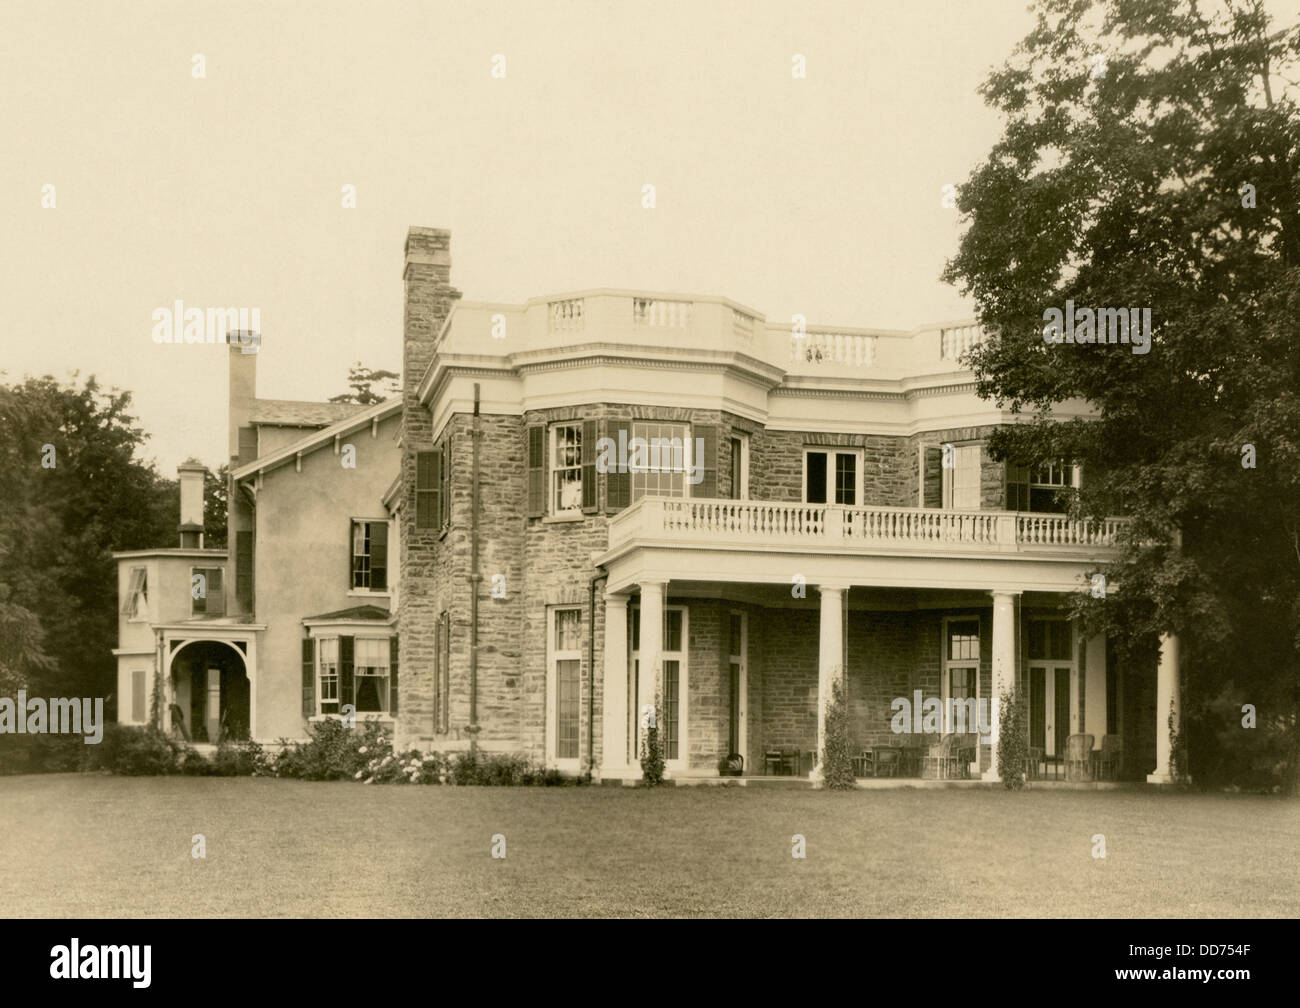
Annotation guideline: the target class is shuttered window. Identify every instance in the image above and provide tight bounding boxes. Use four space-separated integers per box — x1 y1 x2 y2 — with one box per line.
415 450 441 530
122 567 148 616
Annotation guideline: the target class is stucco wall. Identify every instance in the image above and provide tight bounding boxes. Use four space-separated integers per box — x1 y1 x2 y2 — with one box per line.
253 413 400 740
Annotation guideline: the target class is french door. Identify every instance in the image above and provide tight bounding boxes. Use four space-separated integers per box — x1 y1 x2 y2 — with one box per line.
627 605 688 770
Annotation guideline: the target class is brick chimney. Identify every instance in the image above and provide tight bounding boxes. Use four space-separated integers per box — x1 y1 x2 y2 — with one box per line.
177 463 206 548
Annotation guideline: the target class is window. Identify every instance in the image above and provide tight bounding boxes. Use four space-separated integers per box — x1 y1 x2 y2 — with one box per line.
353 638 390 713
350 520 388 591
727 434 749 500
1028 619 1073 661
551 423 583 513
190 567 224 617
122 567 148 618
662 609 684 761
1029 460 1081 514
318 637 339 715
804 449 861 505
631 421 691 501
942 619 980 732
942 445 982 510
549 608 582 762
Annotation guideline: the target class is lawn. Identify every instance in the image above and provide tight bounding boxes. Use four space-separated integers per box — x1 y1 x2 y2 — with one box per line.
1 774 1297 917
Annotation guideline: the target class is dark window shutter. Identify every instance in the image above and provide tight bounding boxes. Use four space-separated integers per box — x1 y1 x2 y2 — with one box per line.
694 424 718 498
132 669 146 722
370 522 388 591
526 425 545 517
415 450 441 530
1005 463 1029 512
922 447 943 508
207 568 225 617
340 636 355 711
389 636 399 715
605 417 631 512
301 638 315 718
581 419 598 513
235 531 253 608
349 519 359 589
439 436 451 529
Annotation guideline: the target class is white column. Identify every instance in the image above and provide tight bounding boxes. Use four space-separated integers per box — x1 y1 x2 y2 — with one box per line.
984 590 1019 781
814 583 846 779
637 581 665 768
600 593 630 778
1147 632 1181 784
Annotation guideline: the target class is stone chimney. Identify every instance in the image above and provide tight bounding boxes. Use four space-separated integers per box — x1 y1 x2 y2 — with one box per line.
398 227 460 744
177 463 206 548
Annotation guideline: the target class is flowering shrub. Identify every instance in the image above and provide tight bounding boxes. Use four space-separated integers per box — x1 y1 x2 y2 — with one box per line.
273 719 391 781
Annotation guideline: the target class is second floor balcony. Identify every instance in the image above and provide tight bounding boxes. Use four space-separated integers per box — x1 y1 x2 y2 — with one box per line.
605 496 1129 561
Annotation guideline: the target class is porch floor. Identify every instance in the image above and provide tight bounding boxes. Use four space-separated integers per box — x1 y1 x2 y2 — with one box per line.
607 775 1147 790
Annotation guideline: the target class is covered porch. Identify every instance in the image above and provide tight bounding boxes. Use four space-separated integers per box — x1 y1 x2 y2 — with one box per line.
156 622 263 744
595 496 1173 785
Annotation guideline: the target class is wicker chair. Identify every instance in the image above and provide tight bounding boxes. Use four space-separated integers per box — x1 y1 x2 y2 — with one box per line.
1025 746 1045 781
922 734 957 779
1094 734 1123 781
1064 733 1095 782
873 747 902 778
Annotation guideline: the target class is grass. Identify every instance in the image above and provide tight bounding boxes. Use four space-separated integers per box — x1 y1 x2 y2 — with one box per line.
1 774 1297 917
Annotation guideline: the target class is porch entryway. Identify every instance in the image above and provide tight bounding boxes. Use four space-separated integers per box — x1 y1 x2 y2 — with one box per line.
167 640 251 743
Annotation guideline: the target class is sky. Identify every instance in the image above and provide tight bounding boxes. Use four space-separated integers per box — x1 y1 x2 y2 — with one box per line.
0 0 1043 474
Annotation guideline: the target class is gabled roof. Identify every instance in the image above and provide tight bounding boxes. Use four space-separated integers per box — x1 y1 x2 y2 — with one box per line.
248 398 365 427
303 604 391 622
231 397 401 481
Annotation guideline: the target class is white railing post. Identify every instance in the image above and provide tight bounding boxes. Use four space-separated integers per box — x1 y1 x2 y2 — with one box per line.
824 505 844 543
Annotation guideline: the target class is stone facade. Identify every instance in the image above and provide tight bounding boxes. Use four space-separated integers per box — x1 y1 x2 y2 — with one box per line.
390 226 1150 781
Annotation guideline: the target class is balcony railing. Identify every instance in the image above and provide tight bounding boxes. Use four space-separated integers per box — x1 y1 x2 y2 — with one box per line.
607 497 1128 557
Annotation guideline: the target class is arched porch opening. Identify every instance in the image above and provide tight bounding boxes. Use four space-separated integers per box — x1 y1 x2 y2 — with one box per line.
169 640 250 743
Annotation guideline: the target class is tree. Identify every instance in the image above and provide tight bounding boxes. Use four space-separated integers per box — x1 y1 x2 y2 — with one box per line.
329 363 400 405
0 374 177 709
942 0 1300 790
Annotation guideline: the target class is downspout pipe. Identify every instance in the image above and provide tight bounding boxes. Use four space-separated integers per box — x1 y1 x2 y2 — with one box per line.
588 566 607 779
469 383 481 752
